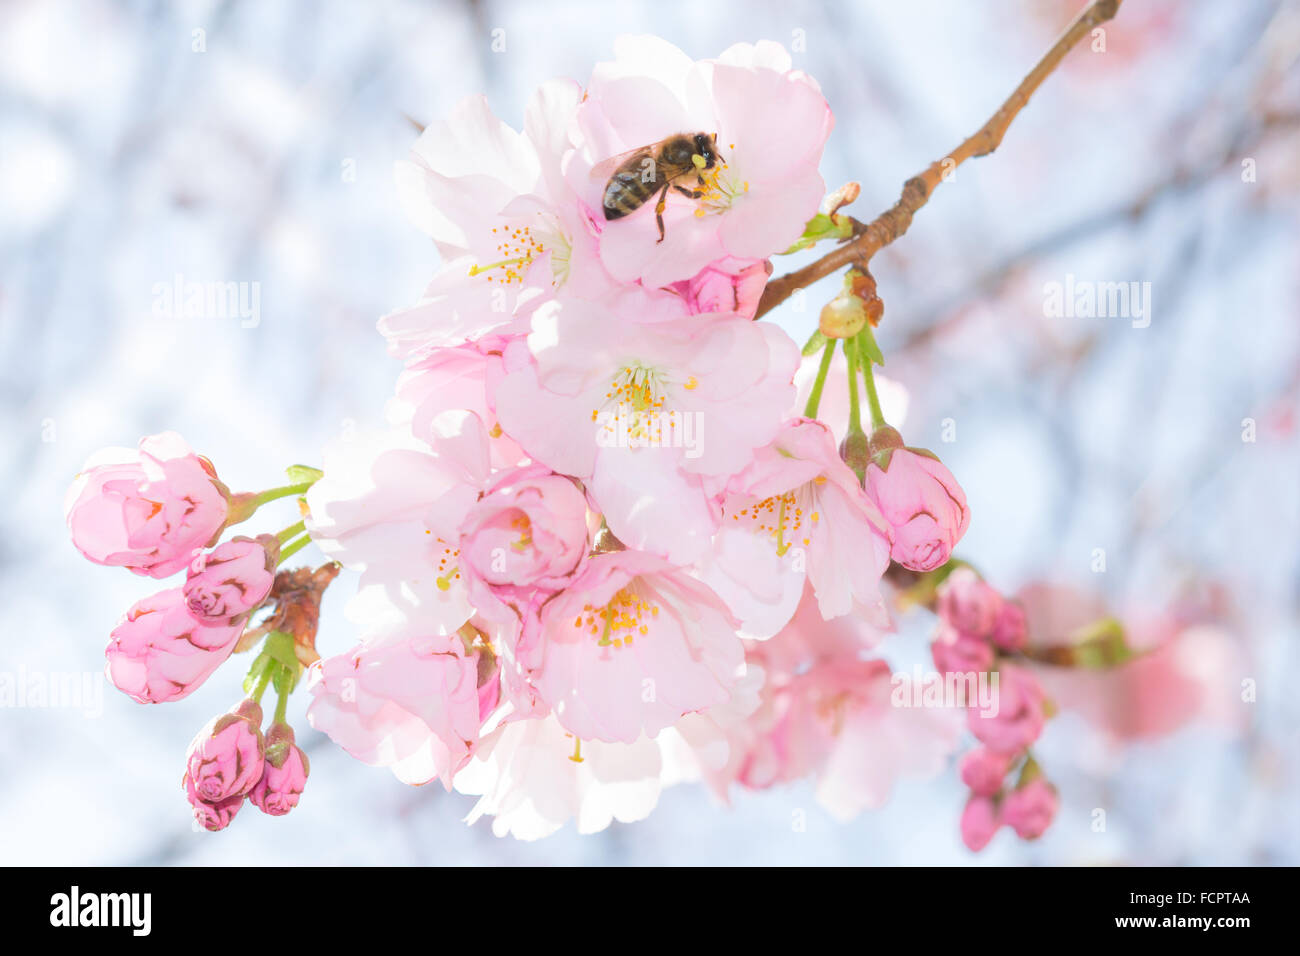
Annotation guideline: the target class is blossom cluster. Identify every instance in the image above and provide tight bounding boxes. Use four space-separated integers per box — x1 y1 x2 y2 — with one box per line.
296 35 981 839
65 36 1088 849
931 569 1060 849
65 432 317 826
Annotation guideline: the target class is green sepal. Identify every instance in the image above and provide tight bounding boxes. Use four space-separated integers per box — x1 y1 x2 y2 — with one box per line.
285 464 324 485
781 212 854 255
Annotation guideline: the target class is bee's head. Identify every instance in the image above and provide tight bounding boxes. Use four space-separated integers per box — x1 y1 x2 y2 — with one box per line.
692 133 721 169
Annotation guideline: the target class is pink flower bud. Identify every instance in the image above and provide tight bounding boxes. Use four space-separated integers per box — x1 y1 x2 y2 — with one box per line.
248 723 310 816
936 567 1002 638
458 465 589 611
864 445 969 572
958 747 1013 796
184 773 243 832
672 257 771 319
1000 779 1059 840
183 535 279 626
968 666 1047 754
960 794 1001 851
930 624 994 676
106 588 242 703
65 432 229 578
185 700 265 803
991 599 1028 651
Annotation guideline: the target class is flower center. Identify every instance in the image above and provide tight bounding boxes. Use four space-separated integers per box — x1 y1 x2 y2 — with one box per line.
725 477 825 555
572 584 659 649
692 156 748 218
591 365 693 445
425 531 462 590
469 212 572 287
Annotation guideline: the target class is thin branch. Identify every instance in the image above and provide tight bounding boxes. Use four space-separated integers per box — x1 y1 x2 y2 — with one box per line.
755 0 1123 320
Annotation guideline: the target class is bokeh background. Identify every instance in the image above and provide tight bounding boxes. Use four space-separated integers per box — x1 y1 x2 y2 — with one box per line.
2 0 1297 865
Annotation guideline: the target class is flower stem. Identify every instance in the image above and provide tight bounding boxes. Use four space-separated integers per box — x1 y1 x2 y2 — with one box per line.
845 333 864 438
253 481 315 508
251 668 273 705
859 339 888 430
273 684 289 724
277 533 312 565
803 339 837 419
276 520 307 544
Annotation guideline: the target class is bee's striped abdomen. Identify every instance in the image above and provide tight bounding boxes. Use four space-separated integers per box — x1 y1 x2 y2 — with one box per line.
602 156 657 220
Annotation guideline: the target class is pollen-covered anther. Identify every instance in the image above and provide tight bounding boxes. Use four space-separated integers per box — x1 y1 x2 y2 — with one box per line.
469 224 546 285
572 586 657 648
430 538 462 590
727 490 808 556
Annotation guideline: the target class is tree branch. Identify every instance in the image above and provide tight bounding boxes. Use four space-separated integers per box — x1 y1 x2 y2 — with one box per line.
755 0 1123 320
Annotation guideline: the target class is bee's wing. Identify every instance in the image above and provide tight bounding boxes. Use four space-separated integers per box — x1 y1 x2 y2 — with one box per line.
588 144 656 183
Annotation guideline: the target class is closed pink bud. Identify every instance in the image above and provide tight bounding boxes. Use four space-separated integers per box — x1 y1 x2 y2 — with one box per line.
65 432 229 578
936 567 1002 638
960 794 1001 852
184 773 243 832
672 257 771 319
249 723 310 816
185 700 265 803
968 666 1047 754
930 624 994 676
1001 779 1059 840
959 747 1013 796
183 535 278 626
458 465 589 613
991 599 1028 651
864 445 970 572
106 588 242 703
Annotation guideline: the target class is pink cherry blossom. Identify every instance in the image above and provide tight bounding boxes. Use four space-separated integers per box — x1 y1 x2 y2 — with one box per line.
959 747 1013 797
185 700 266 803
864 443 970 572
936 567 1002 638
458 464 590 623
183 534 278 627
570 36 832 287
306 627 491 789
493 291 798 563
106 588 242 704
960 794 1001 851
526 550 744 744
699 418 893 633
65 432 229 578
386 82 616 354
1000 779 1059 840
248 723 310 816
968 666 1047 754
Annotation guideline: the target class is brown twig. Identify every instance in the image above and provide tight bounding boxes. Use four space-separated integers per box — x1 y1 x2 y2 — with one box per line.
754 0 1123 320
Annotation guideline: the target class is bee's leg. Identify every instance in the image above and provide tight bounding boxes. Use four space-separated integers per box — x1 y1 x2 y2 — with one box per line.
673 185 704 199
654 182 669 243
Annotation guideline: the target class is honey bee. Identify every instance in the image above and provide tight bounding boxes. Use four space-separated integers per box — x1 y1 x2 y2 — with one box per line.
597 132 723 243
